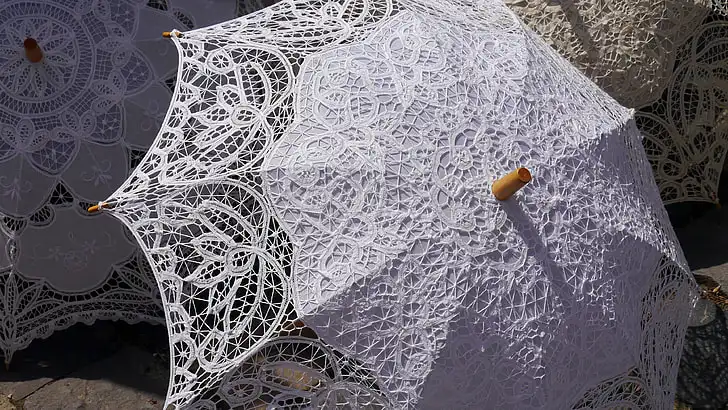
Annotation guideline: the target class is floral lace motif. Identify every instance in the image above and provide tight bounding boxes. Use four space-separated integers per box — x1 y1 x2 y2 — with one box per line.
106 0 401 407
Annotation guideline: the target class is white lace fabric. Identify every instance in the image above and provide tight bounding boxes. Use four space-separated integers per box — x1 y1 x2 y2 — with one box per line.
104 0 697 408
0 0 239 363
504 0 728 205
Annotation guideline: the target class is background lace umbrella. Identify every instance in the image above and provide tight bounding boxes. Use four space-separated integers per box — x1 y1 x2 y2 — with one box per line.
0 0 240 365
97 0 697 408
504 0 728 205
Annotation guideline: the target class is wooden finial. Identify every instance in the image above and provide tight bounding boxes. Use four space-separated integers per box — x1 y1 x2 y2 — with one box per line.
88 202 109 213
492 167 532 200
24 38 43 63
162 31 182 38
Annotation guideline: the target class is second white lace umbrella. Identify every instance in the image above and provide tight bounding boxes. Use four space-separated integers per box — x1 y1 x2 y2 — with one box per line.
0 0 240 367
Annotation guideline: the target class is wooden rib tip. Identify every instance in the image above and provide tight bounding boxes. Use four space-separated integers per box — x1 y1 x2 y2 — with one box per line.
87 203 107 213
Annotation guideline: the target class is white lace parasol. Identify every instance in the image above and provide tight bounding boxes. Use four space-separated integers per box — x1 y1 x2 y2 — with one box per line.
101 0 698 408
505 0 728 205
0 0 239 364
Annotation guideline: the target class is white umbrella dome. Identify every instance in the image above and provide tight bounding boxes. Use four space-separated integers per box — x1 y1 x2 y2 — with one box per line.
98 0 698 407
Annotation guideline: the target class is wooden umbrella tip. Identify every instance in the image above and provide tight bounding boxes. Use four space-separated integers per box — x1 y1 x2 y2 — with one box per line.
23 38 38 49
162 31 182 38
87 202 108 213
516 167 532 183
492 167 533 201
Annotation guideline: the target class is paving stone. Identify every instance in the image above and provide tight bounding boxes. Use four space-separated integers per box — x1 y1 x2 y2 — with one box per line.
0 322 120 400
22 346 166 410
695 263 728 291
0 396 16 410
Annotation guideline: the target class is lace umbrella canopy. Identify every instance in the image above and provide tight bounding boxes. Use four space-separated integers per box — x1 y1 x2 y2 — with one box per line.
0 0 239 364
504 0 728 205
98 0 697 408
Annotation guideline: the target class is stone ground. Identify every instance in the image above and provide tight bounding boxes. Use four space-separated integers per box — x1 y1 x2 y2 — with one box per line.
0 179 726 409
0 322 169 409
672 194 728 409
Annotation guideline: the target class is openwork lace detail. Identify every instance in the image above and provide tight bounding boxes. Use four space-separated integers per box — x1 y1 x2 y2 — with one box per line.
106 0 696 408
0 0 154 176
0 244 163 364
0 160 165 365
504 1 728 204
636 15 728 205
503 0 711 108
193 324 392 409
